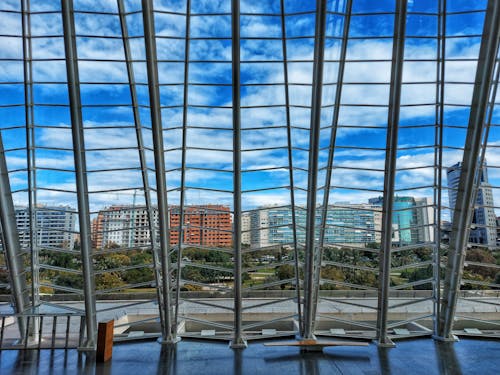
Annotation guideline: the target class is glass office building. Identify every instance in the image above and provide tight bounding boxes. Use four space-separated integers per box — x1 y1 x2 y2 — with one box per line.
369 196 433 245
0 0 499 358
251 204 379 247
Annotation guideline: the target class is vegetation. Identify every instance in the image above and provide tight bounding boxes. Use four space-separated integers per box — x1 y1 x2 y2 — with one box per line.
1 243 500 294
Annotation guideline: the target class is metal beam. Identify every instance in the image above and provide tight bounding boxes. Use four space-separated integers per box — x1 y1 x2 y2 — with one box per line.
176 0 191 333
116 0 165 328
230 0 246 349
60 0 97 350
438 0 500 340
0 132 30 337
376 0 407 347
303 0 328 340
279 0 302 335
21 0 39 311
315 0 353 322
141 0 177 344
432 0 446 336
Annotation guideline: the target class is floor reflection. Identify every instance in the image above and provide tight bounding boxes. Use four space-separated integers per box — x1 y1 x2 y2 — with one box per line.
233 348 243 375
377 347 392 374
435 341 462 375
0 338 497 375
157 344 177 375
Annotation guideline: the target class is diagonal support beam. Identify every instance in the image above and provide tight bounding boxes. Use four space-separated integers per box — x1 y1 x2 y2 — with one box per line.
141 0 177 344
117 0 165 330
303 0 328 340
21 0 40 310
315 0 353 322
432 0 447 337
0 132 30 337
61 0 97 350
279 0 303 335
230 0 246 349
376 0 407 347
437 0 500 340
176 0 191 333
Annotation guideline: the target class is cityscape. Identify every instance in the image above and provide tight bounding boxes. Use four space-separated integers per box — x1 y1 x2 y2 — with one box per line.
11 161 498 251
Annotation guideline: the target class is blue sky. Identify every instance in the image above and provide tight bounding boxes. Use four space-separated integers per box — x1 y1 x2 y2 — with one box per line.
0 0 498 222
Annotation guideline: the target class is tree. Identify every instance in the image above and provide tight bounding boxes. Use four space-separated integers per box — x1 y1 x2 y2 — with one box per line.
96 272 125 290
123 267 154 284
55 274 83 291
465 249 496 279
94 253 131 271
182 266 203 282
276 264 295 281
274 265 296 290
43 251 79 269
320 266 346 290
461 271 488 290
494 272 500 288
400 265 433 290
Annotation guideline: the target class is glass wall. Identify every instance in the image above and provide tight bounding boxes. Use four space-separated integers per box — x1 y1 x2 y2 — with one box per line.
0 0 499 349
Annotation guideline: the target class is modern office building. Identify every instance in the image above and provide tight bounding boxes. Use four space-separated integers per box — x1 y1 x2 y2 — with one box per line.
14 206 76 250
447 162 497 247
368 196 434 246
414 197 435 243
250 204 381 248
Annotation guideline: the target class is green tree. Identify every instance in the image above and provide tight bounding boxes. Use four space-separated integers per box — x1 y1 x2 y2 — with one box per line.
320 266 346 290
465 249 496 279
96 272 125 290
276 264 295 281
400 265 433 290
55 273 83 291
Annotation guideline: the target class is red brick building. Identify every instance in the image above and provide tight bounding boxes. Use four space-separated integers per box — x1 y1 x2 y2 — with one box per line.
169 205 232 247
91 214 104 248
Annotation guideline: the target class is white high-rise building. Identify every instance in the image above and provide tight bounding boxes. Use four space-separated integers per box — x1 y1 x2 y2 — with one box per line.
447 162 497 247
241 212 251 246
94 206 158 249
250 209 270 248
15 206 76 250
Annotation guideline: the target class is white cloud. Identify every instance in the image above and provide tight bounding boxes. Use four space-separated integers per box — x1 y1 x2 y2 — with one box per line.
1 4 496 219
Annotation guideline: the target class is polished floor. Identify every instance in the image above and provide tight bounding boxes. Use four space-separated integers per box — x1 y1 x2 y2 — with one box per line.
0 337 498 374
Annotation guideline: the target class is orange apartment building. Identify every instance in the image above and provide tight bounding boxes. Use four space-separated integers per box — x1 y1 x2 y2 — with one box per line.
92 204 232 248
169 205 232 247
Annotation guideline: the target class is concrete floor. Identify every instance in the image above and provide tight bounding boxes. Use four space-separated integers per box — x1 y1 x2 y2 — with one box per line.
0 338 498 374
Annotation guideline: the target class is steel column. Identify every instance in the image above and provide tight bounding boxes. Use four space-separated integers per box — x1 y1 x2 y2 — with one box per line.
141 0 177 344
230 0 246 349
303 0 328 340
438 0 500 340
117 0 165 328
376 0 407 347
315 0 353 322
0 132 30 337
279 0 302 335
176 0 191 330
60 0 97 350
432 0 446 336
21 0 39 311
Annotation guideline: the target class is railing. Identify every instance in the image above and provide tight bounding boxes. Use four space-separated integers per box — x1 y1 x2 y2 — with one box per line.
0 313 85 350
